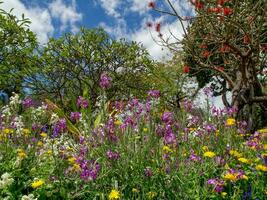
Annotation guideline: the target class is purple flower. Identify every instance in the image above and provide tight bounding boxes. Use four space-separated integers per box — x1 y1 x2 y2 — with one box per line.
79 136 85 144
207 178 225 193
156 125 164 137
99 73 112 89
70 112 81 122
225 106 238 116
148 90 160 98
203 123 216 134
182 100 194 112
144 167 153 177
77 96 89 108
52 118 66 137
22 98 34 108
189 153 201 162
164 125 176 145
161 112 174 124
106 150 120 161
215 156 225 166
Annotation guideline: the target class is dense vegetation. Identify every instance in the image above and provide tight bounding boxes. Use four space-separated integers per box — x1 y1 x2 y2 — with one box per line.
0 0 267 199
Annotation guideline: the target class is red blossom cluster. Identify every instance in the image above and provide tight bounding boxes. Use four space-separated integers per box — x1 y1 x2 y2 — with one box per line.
148 1 156 9
207 7 233 16
155 23 161 32
217 66 225 71
183 65 190 73
202 50 211 58
219 44 230 53
243 35 251 44
190 0 204 10
199 44 208 49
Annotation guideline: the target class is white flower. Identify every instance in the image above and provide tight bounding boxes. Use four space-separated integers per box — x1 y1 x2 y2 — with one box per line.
21 194 37 200
0 172 14 189
1 172 11 180
50 113 59 124
9 93 21 106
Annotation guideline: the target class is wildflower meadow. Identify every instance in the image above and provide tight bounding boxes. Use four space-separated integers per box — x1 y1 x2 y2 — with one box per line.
1 0 267 199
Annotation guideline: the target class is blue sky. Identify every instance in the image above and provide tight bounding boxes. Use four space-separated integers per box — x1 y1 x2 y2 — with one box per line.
0 0 194 60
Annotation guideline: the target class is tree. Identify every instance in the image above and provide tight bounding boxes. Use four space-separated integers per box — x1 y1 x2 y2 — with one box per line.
27 28 154 108
149 0 267 130
0 2 37 97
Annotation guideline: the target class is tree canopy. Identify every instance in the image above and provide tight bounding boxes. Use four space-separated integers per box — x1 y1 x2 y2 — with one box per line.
0 2 37 97
27 28 155 108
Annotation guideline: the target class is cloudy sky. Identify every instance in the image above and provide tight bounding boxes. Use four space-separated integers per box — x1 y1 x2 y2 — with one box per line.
0 0 194 60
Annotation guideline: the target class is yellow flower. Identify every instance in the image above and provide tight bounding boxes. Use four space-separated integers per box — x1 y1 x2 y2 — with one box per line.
163 145 173 154
229 150 242 158
22 128 30 135
17 149 27 158
147 191 157 199
257 128 267 133
132 188 139 193
31 179 44 189
202 146 209 152
40 132 47 137
46 150 52 155
204 151 216 158
3 128 13 135
114 120 122 126
143 128 148 132
223 173 237 182
108 189 120 200
255 164 267 172
37 141 43 146
68 157 76 164
221 192 227 197
226 118 235 126
264 144 267 150
238 157 251 164
189 127 197 132
71 164 81 171
66 147 74 151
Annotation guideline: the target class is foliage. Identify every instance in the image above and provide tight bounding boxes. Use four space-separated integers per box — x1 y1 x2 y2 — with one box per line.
27 28 154 109
149 0 267 131
144 52 199 110
0 2 37 97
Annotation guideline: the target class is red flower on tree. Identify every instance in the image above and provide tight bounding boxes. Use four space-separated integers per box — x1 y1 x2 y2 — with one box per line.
183 65 190 73
155 23 161 32
199 44 208 49
223 7 233 16
219 44 230 53
217 66 225 71
207 7 222 13
202 50 211 58
148 2 156 9
217 0 225 6
243 35 251 44
190 0 204 10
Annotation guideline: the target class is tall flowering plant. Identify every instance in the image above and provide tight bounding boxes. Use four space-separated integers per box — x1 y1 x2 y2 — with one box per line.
148 0 267 131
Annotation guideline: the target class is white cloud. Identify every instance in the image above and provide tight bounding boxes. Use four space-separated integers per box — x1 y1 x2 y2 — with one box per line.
49 0 82 33
97 0 121 18
129 0 151 14
0 0 54 44
99 18 127 39
129 15 187 60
